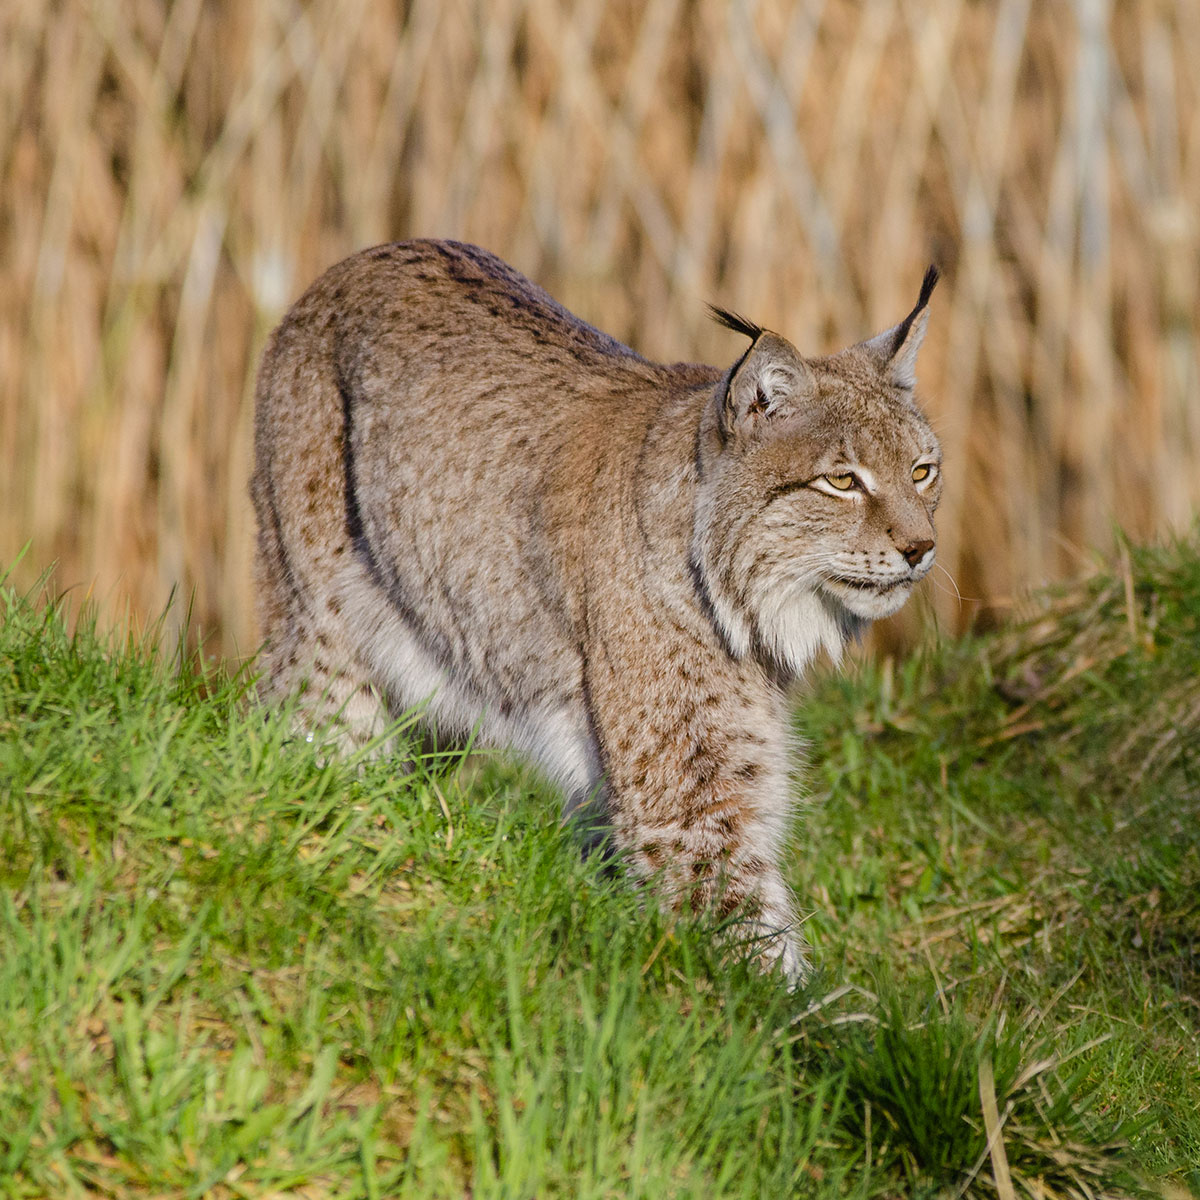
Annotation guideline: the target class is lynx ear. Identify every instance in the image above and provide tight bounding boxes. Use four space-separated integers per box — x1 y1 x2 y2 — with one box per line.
711 308 814 435
863 264 939 390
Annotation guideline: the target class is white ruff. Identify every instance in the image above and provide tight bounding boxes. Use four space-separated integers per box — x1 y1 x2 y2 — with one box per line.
756 588 849 677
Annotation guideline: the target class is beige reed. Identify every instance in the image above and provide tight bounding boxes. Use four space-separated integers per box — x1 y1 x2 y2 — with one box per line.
2 0 1198 655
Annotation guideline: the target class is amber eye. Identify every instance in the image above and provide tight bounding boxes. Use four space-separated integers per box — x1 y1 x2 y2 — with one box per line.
825 473 857 491
912 464 935 483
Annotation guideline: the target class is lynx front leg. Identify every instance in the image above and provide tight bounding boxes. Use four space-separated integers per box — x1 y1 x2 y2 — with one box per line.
627 805 810 985
584 640 810 984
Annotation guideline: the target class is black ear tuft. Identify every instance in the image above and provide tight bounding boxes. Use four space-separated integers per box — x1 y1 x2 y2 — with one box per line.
708 304 764 343
883 264 940 361
860 264 940 388
916 264 940 312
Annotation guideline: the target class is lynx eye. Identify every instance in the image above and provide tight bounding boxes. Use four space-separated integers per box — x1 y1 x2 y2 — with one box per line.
912 464 936 484
824 472 857 491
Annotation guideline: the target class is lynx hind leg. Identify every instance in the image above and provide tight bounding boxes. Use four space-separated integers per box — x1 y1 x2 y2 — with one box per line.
258 623 395 758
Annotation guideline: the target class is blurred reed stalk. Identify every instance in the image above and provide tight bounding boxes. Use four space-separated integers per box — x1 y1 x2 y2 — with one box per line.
2 0 1198 657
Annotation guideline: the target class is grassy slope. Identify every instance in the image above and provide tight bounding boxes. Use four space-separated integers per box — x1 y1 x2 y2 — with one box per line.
1 535 1197 1199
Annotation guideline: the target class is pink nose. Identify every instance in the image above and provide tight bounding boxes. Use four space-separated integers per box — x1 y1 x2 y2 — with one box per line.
902 539 934 567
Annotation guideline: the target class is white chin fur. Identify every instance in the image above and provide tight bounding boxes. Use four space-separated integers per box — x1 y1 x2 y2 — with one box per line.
821 579 913 620
754 589 851 676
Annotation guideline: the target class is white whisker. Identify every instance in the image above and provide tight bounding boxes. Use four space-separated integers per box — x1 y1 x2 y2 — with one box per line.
930 561 982 607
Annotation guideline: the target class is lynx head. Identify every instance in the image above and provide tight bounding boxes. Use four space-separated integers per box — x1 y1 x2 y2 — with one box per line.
692 268 942 677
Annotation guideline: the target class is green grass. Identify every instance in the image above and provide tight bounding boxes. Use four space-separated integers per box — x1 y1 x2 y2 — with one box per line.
1 535 1198 1198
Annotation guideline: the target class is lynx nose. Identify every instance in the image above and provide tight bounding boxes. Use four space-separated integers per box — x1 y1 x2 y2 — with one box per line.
901 538 934 567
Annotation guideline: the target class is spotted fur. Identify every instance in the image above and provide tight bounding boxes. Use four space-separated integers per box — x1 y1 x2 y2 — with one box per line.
252 240 942 982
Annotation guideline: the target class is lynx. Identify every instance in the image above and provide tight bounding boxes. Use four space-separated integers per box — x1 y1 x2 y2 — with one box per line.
252 240 942 982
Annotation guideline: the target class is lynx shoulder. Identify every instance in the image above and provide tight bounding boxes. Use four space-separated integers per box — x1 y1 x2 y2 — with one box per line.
251 239 942 982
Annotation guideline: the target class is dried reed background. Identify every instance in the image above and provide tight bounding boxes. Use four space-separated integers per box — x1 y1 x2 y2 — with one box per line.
3 0 1199 656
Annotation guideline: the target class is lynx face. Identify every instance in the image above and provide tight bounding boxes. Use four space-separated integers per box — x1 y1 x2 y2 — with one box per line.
693 273 942 676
